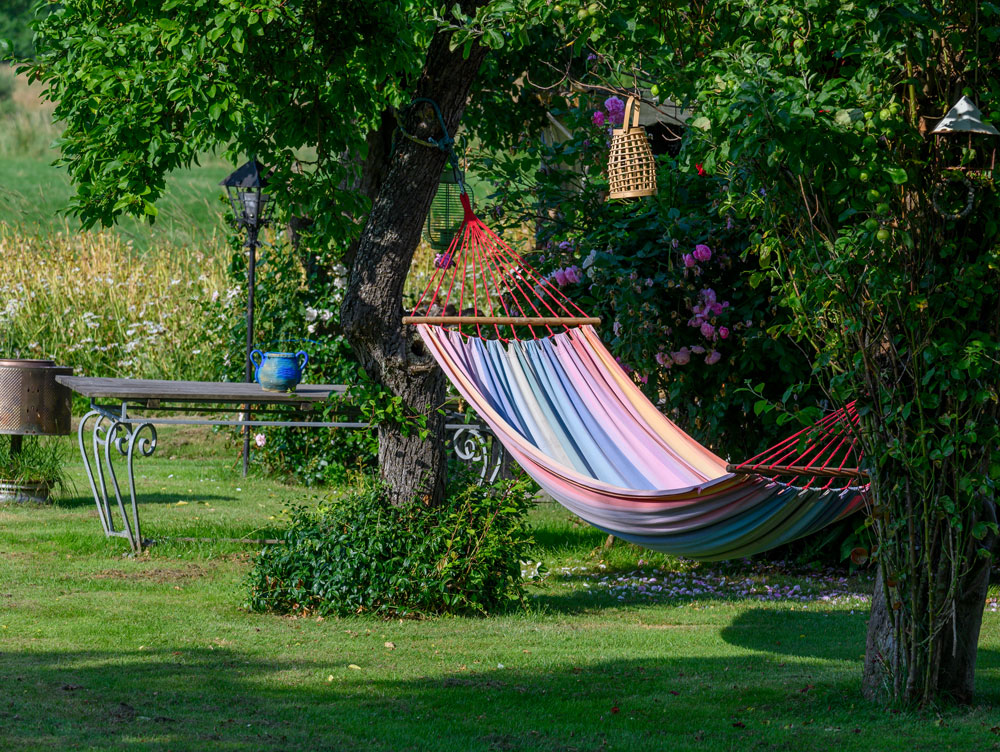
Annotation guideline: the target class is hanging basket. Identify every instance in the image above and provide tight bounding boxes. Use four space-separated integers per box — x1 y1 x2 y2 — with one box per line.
606 97 658 200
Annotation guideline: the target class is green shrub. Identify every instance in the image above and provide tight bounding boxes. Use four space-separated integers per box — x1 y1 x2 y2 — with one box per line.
245 475 537 617
0 435 68 489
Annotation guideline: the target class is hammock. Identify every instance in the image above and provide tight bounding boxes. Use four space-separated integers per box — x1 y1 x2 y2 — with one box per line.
405 194 868 560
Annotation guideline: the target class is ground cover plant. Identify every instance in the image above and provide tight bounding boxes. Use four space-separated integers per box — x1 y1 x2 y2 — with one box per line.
247 475 536 617
1 430 999 751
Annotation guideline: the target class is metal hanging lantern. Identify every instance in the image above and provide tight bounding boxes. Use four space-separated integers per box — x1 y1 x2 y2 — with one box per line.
424 167 466 252
607 96 658 200
928 96 999 219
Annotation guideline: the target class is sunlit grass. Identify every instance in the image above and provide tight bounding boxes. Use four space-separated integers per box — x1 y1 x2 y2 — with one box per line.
0 425 997 751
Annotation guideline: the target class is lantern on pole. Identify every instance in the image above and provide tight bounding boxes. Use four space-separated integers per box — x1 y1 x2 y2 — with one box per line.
220 159 274 475
424 166 467 252
928 96 999 220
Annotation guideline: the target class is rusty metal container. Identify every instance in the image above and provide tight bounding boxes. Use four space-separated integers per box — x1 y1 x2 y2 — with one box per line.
0 359 73 436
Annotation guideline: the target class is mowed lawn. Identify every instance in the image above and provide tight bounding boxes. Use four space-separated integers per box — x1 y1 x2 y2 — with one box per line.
1 428 999 752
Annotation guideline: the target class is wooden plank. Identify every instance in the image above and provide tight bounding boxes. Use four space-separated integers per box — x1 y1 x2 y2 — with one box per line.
56 376 347 404
726 463 869 480
403 315 602 326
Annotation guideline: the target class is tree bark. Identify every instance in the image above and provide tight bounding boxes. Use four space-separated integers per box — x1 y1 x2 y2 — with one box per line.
341 10 488 507
863 498 998 704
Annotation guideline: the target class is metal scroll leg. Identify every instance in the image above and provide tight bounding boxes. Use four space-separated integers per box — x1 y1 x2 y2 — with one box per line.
450 426 504 485
78 411 158 554
78 410 114 536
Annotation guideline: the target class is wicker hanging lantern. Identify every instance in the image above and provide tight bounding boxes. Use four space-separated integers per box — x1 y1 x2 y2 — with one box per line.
606 96 658 200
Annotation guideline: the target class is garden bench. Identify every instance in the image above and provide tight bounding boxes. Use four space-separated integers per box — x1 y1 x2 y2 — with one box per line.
56 376 506 553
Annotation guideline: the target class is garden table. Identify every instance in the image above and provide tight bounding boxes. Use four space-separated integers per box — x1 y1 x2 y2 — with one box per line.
56 376 504 553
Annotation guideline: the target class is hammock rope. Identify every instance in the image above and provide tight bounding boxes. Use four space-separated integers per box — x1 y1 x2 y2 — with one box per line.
399 99 868 560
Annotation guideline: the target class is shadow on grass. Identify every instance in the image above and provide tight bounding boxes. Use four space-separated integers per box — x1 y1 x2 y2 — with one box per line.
55 491 237 509
2 626 997 752
721 608 1000 689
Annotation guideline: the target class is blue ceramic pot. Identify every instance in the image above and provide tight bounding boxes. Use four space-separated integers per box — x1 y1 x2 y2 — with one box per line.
250 350 309 392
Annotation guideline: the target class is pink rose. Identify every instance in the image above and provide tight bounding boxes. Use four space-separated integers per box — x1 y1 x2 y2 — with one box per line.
564 266 582 284
604 96 625 125
693 244 712 262
683 254 696 268
719 327 729 339
553 268 569 286
592 110 606 127
700 321 715 339
672 348 691 365
705 350 722 365
655 351 673 366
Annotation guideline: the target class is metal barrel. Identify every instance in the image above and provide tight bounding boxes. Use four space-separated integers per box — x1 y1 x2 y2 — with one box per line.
0 359 74 436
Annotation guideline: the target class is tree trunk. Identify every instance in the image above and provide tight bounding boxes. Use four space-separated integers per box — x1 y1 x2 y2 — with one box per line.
862 498 998 704
341 8 488 507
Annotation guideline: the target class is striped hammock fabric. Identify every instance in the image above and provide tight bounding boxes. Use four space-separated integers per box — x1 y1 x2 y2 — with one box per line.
419 323 867 561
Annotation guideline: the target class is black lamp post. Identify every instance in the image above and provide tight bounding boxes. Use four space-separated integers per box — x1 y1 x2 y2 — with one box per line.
220 159 273 476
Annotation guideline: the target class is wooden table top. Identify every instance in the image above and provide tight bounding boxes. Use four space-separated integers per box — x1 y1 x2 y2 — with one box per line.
56 376 347 405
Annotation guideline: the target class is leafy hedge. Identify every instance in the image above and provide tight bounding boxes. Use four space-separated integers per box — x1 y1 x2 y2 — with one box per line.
245 476 537 617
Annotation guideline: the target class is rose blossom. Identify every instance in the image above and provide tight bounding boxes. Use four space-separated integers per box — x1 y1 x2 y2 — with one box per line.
700 321 715 339
672 347 691 365
683 254 696 268
719 326 730 339
693 244 712 262
705 350 722 365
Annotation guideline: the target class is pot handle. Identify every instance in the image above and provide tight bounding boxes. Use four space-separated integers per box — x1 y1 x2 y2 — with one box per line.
250 349 264 383
296 350 309 371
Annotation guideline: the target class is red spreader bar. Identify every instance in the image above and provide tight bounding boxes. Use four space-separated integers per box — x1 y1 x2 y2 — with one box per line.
404 193 599 340
727 401 869 490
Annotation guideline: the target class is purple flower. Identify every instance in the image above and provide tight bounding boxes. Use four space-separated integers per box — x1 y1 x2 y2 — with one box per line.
700 321 715 339
592 110 606 127
726 216 735 230
434 253 454 269
604 96 625 125
645 278 654 287
718 326 730 339
693 244 712 262
683 254 696 268
558 240 575 252
553 268 569 286
587 52 598 62
705 350 722 365
564 265 582 284
637 374 648 384
701 288 717 304
655 351 673 366
672 348 691 366
690 345 706 355
613 320 622 336
671 238 680 249
710 302 724 316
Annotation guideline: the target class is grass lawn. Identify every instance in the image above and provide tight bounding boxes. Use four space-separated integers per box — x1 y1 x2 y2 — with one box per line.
0 156 230 255
0 427 998 751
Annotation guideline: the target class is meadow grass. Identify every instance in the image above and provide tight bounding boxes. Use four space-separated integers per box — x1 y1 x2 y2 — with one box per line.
0 224 233 381
0 426 997 751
